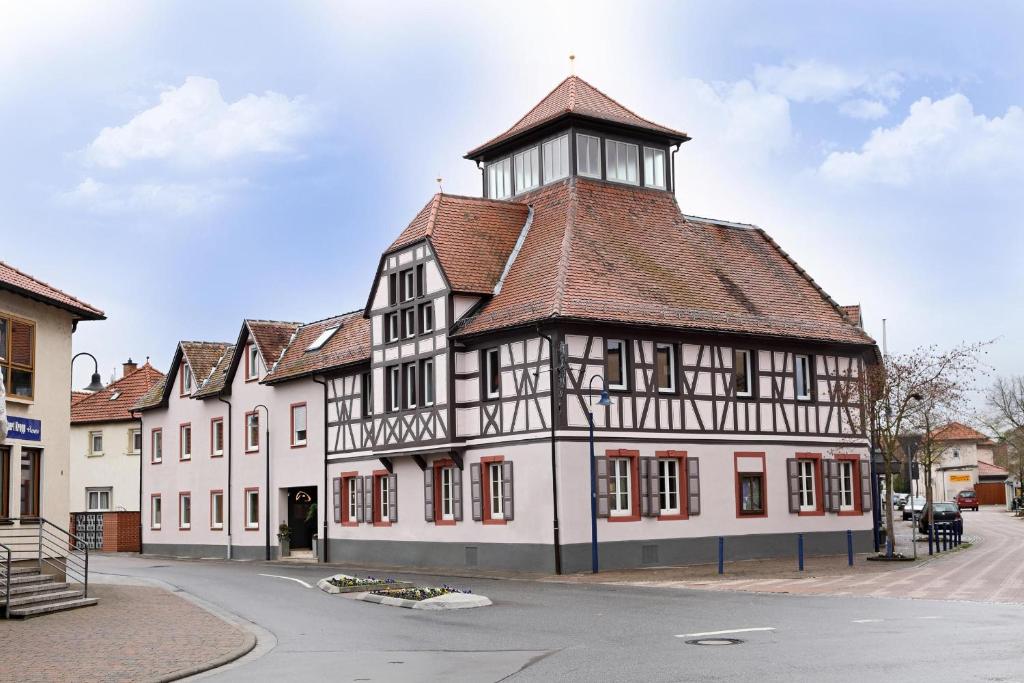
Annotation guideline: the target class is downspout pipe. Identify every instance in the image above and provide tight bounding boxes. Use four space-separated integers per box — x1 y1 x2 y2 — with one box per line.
132 410 143 553
313 375 329 563
536 326 562 575
217 395 233 559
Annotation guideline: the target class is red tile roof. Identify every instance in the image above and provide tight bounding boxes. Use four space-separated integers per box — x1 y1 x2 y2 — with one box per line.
932 421 990 442
71 391 91 406
191 344 237 398
0 260 105 320
246 320 301 369
978 460 1009 478
72 363 164 424
262 311 371 384
387 194 531 295
467 76 689 158
455 178 874 346
840 305 863 328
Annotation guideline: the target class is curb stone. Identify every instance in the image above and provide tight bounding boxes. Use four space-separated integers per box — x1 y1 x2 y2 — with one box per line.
359 591 492 610
316 573 415 594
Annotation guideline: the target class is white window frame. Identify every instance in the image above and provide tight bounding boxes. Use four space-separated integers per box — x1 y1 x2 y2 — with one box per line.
489 462 504 520
735 349 753 397
129 428 142 455
420 302 434 333
245 413 259 452
643 146 666 189
306 325 339 352
180 493 191 529
180 424 192 460
606 339 628 391
658 459 680 515
346 477 357 521
487 157 513 199
401 269 415 302
440 467 455 520
388 366 400 412
291 404 307 446
484 348 501 399
152 429 162 463
576 133 601 179
542 134 569 184
404 363 417 410
605 139 639 185
212 418 224 456
386 311 399 342
182 366 193 394
608 458 632 516
379 476 389 522
86 487 111 512
246 344 259 379
795 354 812 400
403 307 416 339
89 430 103 456
245 489 259 529
421 358 435 407
211 491 224 529
798 460 816 512
151 495 161 529
655 343 675 393
838 461 855 511
514 146 540 194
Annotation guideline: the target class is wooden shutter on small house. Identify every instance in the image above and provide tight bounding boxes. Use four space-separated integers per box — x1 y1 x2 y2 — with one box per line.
470 463 483 521
686 457 701 516
824 460 840 512
639 458 651 517
596 456 609 517
354 476 364 523
787 458 801 513
333 478 341 523
500 461 514 521
647 458 660 517
423 467 434 522
388 474 398 522
363 475 374 523
859 461 872 512
452 466 464 521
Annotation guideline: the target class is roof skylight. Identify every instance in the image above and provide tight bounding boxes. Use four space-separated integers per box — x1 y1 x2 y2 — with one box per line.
109 391 121 401
306 325 340 352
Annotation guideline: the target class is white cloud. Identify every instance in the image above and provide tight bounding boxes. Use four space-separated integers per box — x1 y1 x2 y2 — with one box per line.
673 78 793 157
84 76 313 168
820 93 1024 186
754 61 903 112
59 177 225 215
838 98 889 120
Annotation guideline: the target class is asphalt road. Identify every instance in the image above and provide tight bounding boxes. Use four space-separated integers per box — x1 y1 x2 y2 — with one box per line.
92 549 1024 683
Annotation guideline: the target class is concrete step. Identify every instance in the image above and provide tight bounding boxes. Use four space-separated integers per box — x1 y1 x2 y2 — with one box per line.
1 581 71 597
7 566 41 576
6 589 85 609
8 597 98 619
5 573 56 587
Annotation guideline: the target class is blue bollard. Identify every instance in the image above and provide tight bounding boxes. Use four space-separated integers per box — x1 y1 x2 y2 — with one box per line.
718 536 724 575
846 529 854 566
798 533 804 571
942 526 948 551
928 525 934 555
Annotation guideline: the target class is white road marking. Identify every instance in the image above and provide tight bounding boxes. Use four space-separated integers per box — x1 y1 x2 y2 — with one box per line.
258 573 312 588
852 619 884 623
915 616 942 620
675 627 776 638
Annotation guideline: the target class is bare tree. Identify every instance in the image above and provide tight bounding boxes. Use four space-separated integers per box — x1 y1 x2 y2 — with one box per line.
984 376 1024 506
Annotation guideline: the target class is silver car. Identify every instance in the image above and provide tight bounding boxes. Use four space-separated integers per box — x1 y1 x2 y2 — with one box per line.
902 496 926 520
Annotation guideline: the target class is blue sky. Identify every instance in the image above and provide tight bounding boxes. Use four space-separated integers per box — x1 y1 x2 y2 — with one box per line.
1 1 1021 395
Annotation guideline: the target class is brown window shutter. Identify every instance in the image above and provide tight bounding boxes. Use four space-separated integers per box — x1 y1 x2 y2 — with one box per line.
500 460 514 521
470 463 483 521
639 457 651 517
859 461 872 512
10 320 32 366
648 458 661 517
596 456 609 518
333 478 341 523
354 476 364 523
686 457 701 516
423 467 434 522
787 458 800 513
388 474 398 522
452 465 464 522
363 475 374 523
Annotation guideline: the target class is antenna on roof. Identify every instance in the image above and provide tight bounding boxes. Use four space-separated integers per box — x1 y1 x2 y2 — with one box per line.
569 52 575 75
436 173 443 194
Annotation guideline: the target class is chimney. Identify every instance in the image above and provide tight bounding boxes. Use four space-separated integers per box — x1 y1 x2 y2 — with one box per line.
122 358 138 376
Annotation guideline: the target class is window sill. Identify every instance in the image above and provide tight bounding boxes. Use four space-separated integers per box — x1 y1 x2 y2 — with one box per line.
245 449 259 454
837 509 862 517
340 521 359 528
798 509 826 517
151 459 163 465
150 526 161 531
180 457 192 462
210 526 224 531
211 453 224 458
290 442 307 449
126 452 140 457
738 511 767 518
244 526 260 531
372 521 392 528
482 518 507 525
607 514 641 523
434 519 457 526
4 395 34 405
656 513 688 521
87 453 104 458
179 526 191 531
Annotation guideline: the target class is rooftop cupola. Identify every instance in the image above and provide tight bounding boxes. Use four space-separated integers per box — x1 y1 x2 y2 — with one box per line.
466 75 690 199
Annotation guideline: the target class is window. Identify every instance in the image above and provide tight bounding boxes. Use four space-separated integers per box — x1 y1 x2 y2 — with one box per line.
484 348 501 399
488 462 504 520
0 316 34 399
643 147 666 189
245 344 259 381
739 474 764 515
377 474 390 524
609 458 632 517
151 494 161 529
109 391 121 401
421 358 435 406
542 134 569 183
487 157 513 199
514 146 540 193
151 428 163 463
401 269 415 302
403 307 416 339
388 273 398 306
659 459 680 515
210 491 224 529
795 354 812 400
838 461 855 511
179 492 191 530
20 448 40 517
346 477 358 523
86 488 111 512
606 339 628 390
180 423 192 460
439 466 455 521
130 428 142 454
306 325 339 352
576 134 601 178
0 446 9 519
403 363 417 409
419 302 434 334
211 418 224 456
89 430 104 456
245 412 259 452
385 311 399 342
387 366 400 412
799 460 816 512
180 364 193 395
360 371 373 417
416 263 425 297
245 489 259 529
605 139 639 185
735 349 752 397
655 343 675 393
291 403 307 447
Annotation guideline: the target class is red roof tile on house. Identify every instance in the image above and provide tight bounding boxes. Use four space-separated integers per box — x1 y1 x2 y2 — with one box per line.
455 177 874 346
263 311 371 384
0 260 105 320
467 76 689 158
932 421 990 442
978 460 1009 478
72 363 164 424
246 320 301 369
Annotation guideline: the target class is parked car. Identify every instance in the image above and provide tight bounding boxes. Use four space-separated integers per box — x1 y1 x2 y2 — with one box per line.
893 493 910 510
902 497 926 521
955 490 979 511
918 502 963 533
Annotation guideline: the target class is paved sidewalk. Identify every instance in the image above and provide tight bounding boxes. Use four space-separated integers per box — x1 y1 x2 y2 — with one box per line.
0 582 254 683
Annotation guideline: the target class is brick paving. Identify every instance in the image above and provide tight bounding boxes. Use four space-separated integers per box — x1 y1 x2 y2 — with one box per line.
0 584 252 683
554 508 1024 603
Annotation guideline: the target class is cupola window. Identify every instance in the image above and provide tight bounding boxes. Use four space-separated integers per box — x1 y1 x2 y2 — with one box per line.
606 139 638 185
542 134 569 183
643 147 666 189
576 134 601 178
514 146 540 193
487 158 512 199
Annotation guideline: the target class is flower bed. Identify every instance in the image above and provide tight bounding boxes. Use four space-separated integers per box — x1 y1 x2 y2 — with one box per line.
317 573 414 594
371 584 469 601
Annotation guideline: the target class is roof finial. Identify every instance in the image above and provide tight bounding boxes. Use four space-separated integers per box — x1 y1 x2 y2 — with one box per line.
436 173 443 194
569 52 575 75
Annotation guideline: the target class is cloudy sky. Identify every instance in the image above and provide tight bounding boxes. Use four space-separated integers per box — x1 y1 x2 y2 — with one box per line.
2 1 1021 395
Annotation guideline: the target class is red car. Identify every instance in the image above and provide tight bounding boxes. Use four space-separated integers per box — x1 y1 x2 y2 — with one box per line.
956 490 979 511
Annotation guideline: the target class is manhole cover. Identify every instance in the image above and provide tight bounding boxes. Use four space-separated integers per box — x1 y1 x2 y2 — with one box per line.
686 638 744 646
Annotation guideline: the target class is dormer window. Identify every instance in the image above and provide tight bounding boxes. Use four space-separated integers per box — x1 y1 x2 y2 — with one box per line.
181 365 193 395
543 134 569 183
577 134 601 178
514 146 539 193
643 147 666 189
606 140 638 185
487 158 512 199
401 269 415 302
245 344 259 381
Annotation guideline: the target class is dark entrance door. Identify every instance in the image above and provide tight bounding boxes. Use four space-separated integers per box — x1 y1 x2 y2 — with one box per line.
287 487 317 549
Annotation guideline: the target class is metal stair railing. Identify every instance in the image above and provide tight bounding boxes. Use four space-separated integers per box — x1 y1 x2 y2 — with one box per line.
0 518 89 618
1 542 10 617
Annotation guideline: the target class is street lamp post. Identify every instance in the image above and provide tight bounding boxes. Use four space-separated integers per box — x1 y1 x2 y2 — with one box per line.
71 352 106 392
585 375 612 574
253 404 271 561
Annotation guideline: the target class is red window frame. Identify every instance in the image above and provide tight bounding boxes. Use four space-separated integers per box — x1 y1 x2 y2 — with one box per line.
433 458 457 526
210 417 224 457
178 491 191 530
290 402 307 449
605 449 641 522
244 487 260 530
734 451 767 518
654 450 688 521
150 493 162 530
244 343 258 382
835 454 864 516
151 428 162 464
339 471 359 527
372 469 391 527
480 455 507 525
245 411 259 453
795 452 825 516
210 489 224 530
179 422 192 461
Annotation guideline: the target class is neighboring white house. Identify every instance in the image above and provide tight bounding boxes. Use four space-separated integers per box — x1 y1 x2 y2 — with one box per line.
70 359 164 514
928 421 1009 505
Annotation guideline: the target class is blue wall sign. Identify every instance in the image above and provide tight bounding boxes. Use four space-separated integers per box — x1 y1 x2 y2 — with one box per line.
6 416 41 441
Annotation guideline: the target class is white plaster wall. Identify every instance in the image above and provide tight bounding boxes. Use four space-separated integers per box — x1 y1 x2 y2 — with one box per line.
69 421 141 511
